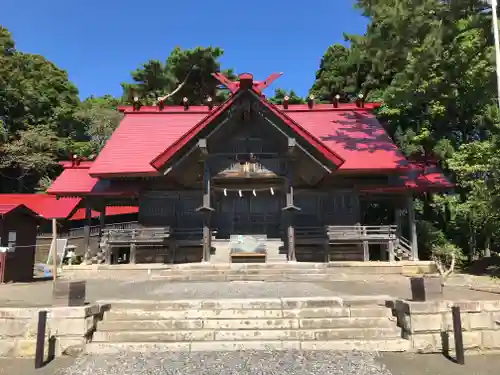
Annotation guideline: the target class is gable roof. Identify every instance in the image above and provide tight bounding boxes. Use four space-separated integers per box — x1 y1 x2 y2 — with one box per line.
150 90 345 171
0 195 80 219
281 105 408 171
88 102 401 177
89 109 210 177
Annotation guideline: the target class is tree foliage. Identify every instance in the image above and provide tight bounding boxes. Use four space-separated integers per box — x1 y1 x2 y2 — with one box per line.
121 46 236 105
310 0 500 260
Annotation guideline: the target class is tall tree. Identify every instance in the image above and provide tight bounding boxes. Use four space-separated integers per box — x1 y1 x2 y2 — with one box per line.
122 46 236 105
311 0 500 259
0 25 80 192
267 88 305 104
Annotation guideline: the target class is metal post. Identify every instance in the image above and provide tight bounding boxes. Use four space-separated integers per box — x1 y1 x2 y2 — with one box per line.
34 310 47 369
51 219 57 284
492 0 500 110
83 203 92 264
452 305 465 365
407 195 419 261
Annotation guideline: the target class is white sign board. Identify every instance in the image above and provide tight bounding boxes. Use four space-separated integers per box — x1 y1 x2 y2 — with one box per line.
46 238 68 266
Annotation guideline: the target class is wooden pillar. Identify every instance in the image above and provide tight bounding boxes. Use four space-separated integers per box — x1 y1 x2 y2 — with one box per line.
83 202 92 265
395 208 402 238
388 241 395 262
283 143 301 262
361 225 369 262
129 229 137 264
407 194 419 261
196 140 214 263
99 210 105 236
51 218 58 283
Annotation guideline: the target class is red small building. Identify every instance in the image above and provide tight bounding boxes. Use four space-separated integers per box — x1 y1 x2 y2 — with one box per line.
47 72 452 265
0 204 40 282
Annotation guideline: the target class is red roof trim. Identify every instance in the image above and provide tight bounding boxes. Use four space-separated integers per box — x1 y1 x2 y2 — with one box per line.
359 186 452 193
278 103 381 112
117 105 214 114
150 90 349 171
256 94 345 167
115 103 381 115
58 161 93 169
150 94 239 170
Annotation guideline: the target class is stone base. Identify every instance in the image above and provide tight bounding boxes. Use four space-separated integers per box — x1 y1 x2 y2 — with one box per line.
392 299 500 353
52 280 86 306
60 261 437 280
0 304 102 357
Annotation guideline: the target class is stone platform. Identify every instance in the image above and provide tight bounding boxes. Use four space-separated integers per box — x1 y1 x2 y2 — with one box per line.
60 261 437 280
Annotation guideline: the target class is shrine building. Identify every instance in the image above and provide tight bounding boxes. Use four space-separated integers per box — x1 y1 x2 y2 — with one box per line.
47 72 452 265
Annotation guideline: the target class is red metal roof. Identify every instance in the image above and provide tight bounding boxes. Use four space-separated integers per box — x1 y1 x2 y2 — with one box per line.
0 203 39 217
0 195 80 219
0 204 22 215
0 194 138 220
89 111 209 176
47 167 99 195
283 107 407 171
68 206 138 221
360 164 454 193
151 95 249 170
48 162 138 197
92 102 368 176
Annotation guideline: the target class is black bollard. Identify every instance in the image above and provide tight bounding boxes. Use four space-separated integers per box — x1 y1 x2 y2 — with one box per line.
34 310 47 369
410 277 426 301
452 305 465 365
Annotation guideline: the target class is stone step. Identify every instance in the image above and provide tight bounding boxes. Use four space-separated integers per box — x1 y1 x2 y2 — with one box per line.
98 316 394 331
92 327 401 343
151 274 343 282
86 338 411 353
103 306 391 320
99 297 343 310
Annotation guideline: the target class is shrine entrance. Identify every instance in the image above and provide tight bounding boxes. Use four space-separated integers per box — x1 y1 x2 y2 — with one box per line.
214 189 283 239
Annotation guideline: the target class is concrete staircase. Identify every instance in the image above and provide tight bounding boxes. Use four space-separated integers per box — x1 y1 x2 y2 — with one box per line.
210 241 232 263
263 239 287 263
87 297 410 353
152 262 428 282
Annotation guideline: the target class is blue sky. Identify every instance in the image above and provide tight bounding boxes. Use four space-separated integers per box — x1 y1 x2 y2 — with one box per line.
2 0 368 99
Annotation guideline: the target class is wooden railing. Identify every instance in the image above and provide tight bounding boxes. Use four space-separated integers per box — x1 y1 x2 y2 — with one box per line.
105 227 170 245
295 225 397 243
37 221 140 238
326 225 397 241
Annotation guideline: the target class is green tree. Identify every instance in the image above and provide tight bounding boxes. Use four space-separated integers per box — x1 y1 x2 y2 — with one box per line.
122 46 236 105
267 88 305 104
311 0 500 260
0 25 80 192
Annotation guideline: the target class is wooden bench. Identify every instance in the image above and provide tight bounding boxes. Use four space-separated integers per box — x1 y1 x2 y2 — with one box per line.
230 252 267 263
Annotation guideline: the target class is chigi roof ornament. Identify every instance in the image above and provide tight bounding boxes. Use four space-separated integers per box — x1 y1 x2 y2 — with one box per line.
211 72 283 94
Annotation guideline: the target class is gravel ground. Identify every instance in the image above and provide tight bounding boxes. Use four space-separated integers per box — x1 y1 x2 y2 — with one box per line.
148 281 338 299
1 277 499 307
57 351 391 375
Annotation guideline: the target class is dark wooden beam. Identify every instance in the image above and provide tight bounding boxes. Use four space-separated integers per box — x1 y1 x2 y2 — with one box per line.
196 160 215 262
261 116 332 173
83 201 92 265
282 163 301 262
